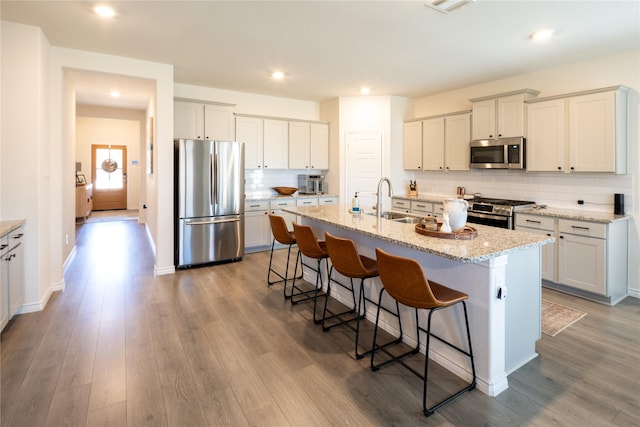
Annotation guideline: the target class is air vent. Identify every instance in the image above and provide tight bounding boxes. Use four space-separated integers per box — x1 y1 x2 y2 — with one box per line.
424 0 475 14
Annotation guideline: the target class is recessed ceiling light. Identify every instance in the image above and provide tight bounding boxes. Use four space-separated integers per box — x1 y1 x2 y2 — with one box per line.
110 90 121 98
530 29 554 41
360 87 371 95
271 71 285 80
94 5 116 18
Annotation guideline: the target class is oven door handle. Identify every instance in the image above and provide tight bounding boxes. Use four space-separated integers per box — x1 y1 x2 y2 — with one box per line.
467 211 508 220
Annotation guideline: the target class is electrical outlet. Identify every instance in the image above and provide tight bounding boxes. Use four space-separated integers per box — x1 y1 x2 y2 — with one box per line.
65 234 69 244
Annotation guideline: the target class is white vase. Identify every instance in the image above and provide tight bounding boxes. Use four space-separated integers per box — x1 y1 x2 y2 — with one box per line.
443 198 468 232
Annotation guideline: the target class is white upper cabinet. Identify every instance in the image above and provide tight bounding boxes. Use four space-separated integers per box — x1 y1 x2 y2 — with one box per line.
309 123 329 170
422 117 445 171
471 90 539 140
568 91 619 173
526 86 629 174
403 121 423 170
235 116 264 170
174 101 234 140
526 99 566 172
444 113 471 171
262 119 289 169
404 112 470 171
289 122 329 170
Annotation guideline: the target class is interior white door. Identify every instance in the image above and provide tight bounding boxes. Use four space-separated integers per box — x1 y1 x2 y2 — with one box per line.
346 131 382 213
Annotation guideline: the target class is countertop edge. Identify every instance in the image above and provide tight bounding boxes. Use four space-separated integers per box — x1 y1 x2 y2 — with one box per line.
517 207 630 223
246 193 338 202
285 205 553 264
0 219 26 238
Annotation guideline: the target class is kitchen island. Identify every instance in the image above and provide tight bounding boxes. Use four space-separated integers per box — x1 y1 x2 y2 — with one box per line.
284 204 554 397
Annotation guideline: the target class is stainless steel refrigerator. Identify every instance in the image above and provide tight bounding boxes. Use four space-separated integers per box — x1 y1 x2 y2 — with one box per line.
175 139 244 268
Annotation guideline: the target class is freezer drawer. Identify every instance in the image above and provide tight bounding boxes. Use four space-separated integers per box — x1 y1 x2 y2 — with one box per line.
178 215 244 267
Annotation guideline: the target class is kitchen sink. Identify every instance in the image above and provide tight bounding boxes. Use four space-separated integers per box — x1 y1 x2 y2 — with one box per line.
367 211 422 223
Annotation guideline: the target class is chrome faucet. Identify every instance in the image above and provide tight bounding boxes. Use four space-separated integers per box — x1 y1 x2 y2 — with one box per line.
376 177 393 218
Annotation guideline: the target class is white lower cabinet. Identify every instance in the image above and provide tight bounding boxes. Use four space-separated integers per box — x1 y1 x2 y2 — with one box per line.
1 225 25 330
515 213 628 305
391 199 410 213
515 214 556 282
411 201 432 216
558 229 605 295
244 201 271 252
319 196 338 205
271 199 297 231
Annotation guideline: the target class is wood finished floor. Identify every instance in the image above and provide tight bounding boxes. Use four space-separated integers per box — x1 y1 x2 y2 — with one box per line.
1 220 639 426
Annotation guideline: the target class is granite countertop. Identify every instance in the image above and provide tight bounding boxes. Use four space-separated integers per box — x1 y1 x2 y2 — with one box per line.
392 194 454 204
284 204 553 264
517 207 630 223
245 193 338 202
0 219 26 238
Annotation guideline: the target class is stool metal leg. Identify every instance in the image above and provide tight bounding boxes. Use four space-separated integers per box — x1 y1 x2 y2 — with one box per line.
267 240 302 300
422 301 476 416
320 267 359 330
291 255 325 305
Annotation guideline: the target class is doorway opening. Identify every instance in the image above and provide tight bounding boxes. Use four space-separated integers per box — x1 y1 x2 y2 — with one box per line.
91 144 128 211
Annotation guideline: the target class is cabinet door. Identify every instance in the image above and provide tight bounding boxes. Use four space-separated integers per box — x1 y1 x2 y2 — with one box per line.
245 210 271 249
0 236 8 330
289 122 310 169
236 117 263 169
7 231 24 318
309 123 329 170
174 101 204 139
497 94 526 138
444 113 471 171
516 225 556 282
526 99 566 172
403 121 423 170
422 118 445 171
569 92 616 172
204 105 234 141
471 99 495 140
263 120 288 169
558 233 606 295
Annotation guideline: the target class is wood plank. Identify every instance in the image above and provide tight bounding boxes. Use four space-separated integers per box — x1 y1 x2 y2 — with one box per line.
45 384 90 426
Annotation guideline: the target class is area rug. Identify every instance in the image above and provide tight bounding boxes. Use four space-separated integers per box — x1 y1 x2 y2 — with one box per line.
541 299 587 337
84 210 139 223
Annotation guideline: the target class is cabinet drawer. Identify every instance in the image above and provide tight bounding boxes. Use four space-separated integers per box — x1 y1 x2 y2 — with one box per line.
515 213 555 231
558 219 606 239
296 198 319 207
392 199 410 211
319 196 338 205
411 201 432 215
270 199 297 209
245 200 270 212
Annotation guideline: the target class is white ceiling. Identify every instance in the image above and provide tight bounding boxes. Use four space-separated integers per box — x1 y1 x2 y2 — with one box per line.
2 0 639 110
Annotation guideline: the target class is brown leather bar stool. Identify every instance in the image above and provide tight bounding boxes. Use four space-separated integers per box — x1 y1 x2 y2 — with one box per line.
324 232 402 359
267 214 301 299
290 223 329 315
372 247 476 417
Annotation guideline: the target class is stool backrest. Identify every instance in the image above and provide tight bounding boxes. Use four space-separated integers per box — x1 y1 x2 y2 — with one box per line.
292 223 327 259
325 232 375 278
375 247 444 309
268 214 295 245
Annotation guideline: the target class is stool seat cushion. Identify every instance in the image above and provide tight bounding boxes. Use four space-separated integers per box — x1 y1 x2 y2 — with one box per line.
375 248 468 310
293 223 329 259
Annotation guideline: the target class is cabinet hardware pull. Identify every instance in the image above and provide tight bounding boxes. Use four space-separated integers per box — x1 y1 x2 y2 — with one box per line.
525 220 541 224
571 226 590 230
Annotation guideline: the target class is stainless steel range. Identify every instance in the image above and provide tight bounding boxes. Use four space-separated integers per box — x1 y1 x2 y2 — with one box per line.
466 197 536 229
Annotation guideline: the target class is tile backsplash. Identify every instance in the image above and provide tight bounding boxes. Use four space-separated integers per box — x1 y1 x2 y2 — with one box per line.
245 169 329 197
412 170 633 214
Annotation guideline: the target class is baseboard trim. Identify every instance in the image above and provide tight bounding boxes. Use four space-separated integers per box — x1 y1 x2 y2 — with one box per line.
63 246 77 273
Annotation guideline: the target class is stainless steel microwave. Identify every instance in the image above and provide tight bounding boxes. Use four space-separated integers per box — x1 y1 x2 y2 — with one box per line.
470 137 525 169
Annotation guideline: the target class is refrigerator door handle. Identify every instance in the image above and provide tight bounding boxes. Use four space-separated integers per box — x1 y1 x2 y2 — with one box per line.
185 217 240 226
214 154 218 206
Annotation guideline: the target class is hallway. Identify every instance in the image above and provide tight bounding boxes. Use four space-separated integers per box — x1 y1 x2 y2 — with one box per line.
1 220 639 426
